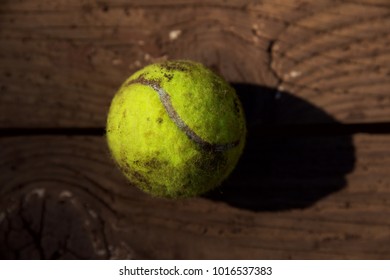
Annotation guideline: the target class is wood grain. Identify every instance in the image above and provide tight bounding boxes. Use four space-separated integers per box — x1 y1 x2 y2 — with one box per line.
1 0 389 127
271 2 390 123
1 0 390 260
1 134 389 259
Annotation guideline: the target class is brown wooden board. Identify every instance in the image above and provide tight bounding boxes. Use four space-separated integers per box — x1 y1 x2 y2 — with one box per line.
1 134 389 259
1 0 390 261
1 0 390 128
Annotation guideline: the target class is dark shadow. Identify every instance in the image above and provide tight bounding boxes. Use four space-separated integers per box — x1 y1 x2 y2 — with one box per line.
204 83 356 211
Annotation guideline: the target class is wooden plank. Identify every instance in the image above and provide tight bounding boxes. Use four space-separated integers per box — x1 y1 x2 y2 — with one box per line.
1 0 390 128
1 134 389 259
272 2 390 123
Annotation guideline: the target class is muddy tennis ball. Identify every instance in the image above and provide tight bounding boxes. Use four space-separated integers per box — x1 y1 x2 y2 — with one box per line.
106 60 246 198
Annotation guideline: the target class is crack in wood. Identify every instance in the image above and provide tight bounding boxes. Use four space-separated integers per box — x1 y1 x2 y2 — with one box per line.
1 122 390 137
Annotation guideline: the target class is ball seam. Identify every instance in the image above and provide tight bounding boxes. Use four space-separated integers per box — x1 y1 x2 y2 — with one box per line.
127 77 241 152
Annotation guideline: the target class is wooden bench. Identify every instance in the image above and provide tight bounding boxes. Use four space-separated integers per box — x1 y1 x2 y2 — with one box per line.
1 0 390 259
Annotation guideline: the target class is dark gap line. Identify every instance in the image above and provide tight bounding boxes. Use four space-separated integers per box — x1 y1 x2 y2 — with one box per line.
249 122 390 137
0 127 105 137
0 122 389 137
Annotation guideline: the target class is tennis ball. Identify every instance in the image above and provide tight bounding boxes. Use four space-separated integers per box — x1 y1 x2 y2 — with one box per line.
106 60 246 198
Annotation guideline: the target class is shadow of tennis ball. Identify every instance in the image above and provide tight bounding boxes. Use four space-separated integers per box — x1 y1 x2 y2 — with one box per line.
205 83 356 211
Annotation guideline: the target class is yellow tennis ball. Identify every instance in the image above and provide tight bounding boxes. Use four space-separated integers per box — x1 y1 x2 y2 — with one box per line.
106 60 246 198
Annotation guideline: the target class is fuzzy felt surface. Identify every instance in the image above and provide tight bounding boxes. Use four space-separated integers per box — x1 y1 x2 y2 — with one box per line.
106 60 246 198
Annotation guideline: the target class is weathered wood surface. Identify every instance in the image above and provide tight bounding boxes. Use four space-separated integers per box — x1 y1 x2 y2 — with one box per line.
1 0 390 259
0 135 390 259
1 0 390 127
